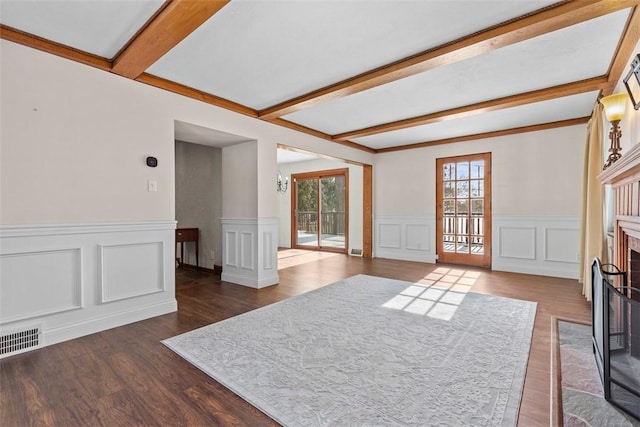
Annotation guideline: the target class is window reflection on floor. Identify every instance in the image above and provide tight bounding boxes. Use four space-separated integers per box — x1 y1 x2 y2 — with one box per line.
382 267 480 320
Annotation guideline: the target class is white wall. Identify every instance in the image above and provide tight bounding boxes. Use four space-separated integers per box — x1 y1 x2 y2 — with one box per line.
175 140 222 268
277 158 364 253
0 39 374 225
221 140 258 218
615 37 640 153
374 125 586 278
0 39 373 351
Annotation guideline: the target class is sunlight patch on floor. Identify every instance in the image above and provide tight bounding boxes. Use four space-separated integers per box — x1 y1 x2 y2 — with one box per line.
277 249 342 270
382 267 480 320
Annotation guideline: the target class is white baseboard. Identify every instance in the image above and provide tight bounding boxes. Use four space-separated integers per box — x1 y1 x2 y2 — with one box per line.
221 272 278 289
44 299 177 346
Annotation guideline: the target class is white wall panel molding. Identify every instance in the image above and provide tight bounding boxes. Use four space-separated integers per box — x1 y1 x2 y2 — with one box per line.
0 248 83 324
98 242 165 303
0 221 177 357
221 217 279 288
499 227 536 260
373 214 580 279
374 215 436 263
544 227 580 263
493 215 580 279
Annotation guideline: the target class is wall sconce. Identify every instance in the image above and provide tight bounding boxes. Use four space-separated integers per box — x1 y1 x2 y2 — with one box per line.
277 170 288 194
600 93 627 170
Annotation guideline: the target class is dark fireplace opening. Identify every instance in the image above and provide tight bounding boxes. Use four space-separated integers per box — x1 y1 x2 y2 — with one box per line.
592 257 640 420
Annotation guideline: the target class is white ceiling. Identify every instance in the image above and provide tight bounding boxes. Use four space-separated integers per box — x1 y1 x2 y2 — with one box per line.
147 0 559 109
284 10 628 135
0 1 635 152
0 0 164 58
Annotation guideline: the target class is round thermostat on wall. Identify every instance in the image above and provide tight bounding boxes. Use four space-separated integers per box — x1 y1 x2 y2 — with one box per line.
146 156 158 167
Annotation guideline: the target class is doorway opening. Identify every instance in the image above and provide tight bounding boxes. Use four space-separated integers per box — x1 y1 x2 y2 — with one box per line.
436 153 492 268
291 168 348 253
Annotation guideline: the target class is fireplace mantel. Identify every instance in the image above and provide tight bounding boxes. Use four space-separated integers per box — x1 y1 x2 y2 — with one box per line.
599 142 640 186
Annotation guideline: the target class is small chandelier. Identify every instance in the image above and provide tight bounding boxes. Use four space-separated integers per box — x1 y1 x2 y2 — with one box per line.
277 170 288 194
600 93 628 170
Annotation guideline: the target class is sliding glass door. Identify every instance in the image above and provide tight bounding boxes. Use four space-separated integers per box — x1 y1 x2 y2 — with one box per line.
292 169 348 252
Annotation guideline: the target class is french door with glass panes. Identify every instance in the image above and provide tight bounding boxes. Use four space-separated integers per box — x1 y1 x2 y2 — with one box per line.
436 153 491 268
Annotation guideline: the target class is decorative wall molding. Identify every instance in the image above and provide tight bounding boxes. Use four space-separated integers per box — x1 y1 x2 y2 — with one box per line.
374 215 436 263
499 227 536 260
492 215 580 279
0 248 83 323
221 217 279 288
0 221 177 357
98 242 165 303
373 214 580 279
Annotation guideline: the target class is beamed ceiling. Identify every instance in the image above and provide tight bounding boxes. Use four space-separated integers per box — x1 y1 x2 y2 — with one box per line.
1 0 639 153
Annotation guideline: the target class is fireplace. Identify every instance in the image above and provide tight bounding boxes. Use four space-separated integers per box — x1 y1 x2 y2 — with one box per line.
591 258 640 419
596 143 640 420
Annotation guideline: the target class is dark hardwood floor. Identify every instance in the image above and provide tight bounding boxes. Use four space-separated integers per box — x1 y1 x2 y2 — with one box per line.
1 251 591 426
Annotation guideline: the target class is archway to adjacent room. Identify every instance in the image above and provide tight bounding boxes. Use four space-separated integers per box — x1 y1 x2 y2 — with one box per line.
436 152 492 268
277 145 372 258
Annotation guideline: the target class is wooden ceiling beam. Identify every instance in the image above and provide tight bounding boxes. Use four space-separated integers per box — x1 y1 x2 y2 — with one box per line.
0 25 111 71
112 0 230 79
602 6 640 96
268 118 377 153
259 0 637 120
136 73 258 117
375 117 590 154
333 77 608 141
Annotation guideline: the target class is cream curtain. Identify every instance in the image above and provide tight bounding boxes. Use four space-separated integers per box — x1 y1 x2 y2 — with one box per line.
579 103 605 301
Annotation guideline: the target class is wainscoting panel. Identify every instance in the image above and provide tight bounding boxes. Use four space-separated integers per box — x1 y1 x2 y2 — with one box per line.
406 224 431 252
240 232 254 270
225 231 238 267
0 248 82 323
544 228 580 264
0 221 177 357
263 231 274 271
493 215 580 279
221 218 279 288
374 215 436 263
378 224 401 249
374 214 580 279
499 227 536 260
99 242 164 303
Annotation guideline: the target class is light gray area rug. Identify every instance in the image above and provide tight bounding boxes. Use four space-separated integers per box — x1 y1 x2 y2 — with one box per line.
163 274 537 426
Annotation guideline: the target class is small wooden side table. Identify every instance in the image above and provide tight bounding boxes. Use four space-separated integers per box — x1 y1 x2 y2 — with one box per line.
176 228 199 270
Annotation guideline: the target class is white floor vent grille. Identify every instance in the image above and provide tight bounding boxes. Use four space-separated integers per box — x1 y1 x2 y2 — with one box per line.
1 327 41 357
350 249 363 257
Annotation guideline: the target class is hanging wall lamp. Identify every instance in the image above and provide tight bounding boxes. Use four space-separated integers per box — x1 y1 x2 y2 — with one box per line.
277 170 288 194
600 93 628 170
